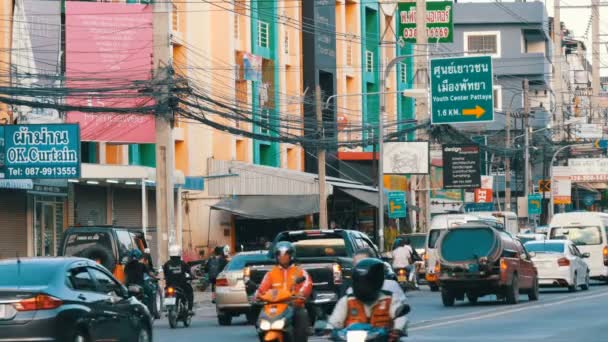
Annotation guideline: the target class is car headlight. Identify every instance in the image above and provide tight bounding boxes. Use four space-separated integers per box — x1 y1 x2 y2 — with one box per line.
270 319 285 330
260 320 271 331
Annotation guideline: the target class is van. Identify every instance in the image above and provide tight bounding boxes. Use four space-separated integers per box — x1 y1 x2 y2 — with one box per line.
425 214 501 291
549 212 608 282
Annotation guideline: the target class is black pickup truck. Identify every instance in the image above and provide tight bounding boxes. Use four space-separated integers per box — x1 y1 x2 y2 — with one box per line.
244 229 382 318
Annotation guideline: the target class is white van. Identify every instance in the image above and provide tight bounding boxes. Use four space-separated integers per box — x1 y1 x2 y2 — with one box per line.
424 214 502 291
549 212 608 282
472 211 519 236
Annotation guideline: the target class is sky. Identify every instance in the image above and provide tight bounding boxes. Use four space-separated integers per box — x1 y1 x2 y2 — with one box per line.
459 0 608 75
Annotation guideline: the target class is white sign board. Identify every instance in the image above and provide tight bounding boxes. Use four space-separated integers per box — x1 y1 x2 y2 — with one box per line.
383 142 429 174
481 175 493 190
568 158 608 181
552 166 572 205
574 124 603 139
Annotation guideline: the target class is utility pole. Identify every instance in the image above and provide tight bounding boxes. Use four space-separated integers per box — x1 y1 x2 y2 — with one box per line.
592 0 601 121
153 1 175 266
415 0 430 231
505 110 511 211
553 0 564 139
316 85 328 229
523 79 531 198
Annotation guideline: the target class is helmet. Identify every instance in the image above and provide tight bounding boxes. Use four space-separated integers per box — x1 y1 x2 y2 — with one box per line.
222 245 231 256
144 248 150 254
129 249 143 261
352 258 385 304
273 241 295 264
168 245 181 258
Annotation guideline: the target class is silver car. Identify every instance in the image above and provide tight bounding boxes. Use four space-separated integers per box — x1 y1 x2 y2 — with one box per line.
215 251 269 326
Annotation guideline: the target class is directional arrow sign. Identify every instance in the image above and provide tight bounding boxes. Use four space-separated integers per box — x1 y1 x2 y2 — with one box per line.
430 56 494 124
528 194 542 215
387 191 407 219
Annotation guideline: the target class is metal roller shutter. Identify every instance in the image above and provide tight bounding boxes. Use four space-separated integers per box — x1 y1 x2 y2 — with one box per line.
113 188 142 228
0 190 27 259
74 185 107 226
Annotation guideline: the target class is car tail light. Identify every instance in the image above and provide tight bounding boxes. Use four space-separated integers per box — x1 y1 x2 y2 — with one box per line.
243 266 251 281
604 247 608 266
216 277 229 287
333 263 342 285
15 294 63 312
558 257 570 267
500 258 508 271
434 261 440 273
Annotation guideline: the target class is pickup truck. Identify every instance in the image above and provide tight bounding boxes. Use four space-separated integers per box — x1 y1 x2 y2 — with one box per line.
243 229 382 318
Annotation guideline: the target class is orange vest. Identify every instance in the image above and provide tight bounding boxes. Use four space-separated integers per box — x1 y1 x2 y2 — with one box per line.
344 295 392 329
260 265 311 307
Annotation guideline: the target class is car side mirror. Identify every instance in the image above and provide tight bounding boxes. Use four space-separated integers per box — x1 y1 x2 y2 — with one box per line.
582 252 591 258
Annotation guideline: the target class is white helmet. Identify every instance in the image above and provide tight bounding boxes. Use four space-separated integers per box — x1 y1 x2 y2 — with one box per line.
223 245 231 256
169 245 181 257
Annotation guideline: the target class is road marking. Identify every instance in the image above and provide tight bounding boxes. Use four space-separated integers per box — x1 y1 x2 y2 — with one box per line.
410 290 608 331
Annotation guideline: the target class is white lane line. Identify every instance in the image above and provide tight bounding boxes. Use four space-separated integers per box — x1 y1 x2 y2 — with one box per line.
410 290 608 332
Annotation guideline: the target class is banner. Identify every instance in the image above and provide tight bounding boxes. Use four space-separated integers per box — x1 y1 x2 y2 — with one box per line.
66 2 154 143
383 141 430 174
442 144 481 189
552 166 572 205
11 0 62 124
398 1 454 43
568 158 608 182
2 124 81 179
243 53 263 82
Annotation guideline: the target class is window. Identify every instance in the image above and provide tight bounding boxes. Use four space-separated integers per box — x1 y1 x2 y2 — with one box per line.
260 109 270 135
115 230 136 259
284 31 290 55
63 232 112 258
524 242 565 254
428 229 442 248
172 4 179 32
291 239 347 258
89 268 122 295
365 50 374 73
346 43 353 66
493 86 502 110
399 63 407 84
465 31 500 57
258 21 269 48
234 14 240 39
550 226 603 246
69 268 96 292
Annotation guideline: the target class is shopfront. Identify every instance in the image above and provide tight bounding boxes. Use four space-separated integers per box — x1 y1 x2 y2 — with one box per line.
0 183 29 259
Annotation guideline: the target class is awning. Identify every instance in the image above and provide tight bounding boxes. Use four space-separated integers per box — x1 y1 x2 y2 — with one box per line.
210 195 320 220
338 188 384 207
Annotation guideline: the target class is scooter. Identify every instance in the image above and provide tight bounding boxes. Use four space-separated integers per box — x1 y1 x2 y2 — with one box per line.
254 277 306 342
164 275 194 329
393 268 417 292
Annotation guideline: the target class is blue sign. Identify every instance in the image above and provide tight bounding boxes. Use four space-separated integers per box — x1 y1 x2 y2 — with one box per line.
583 195 595 207
387 191 407 219
3 124 80 179
464 202 494 212
594 139 608 149
528 194 542 215
0 125 4 173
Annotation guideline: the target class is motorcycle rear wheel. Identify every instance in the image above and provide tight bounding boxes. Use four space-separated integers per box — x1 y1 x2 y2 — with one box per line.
168 307 178 329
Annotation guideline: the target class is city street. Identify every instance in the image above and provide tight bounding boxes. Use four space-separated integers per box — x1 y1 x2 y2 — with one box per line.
154 283 608 341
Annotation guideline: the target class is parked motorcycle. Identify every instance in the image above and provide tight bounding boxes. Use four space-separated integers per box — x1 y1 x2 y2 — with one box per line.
164 275 194 329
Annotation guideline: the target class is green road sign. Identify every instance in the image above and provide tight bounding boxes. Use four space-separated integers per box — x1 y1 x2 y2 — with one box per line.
387 191 407 219
398 1 453 43
430 56 494 124
528 194 542 216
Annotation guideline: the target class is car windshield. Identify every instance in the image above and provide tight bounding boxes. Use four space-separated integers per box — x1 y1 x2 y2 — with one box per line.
0 262 57 287
64 232 112 256
518 236 538 244
440 228 498 262
226 254 269 271
525 242 565 254
290 238 347 258
550 226 602 246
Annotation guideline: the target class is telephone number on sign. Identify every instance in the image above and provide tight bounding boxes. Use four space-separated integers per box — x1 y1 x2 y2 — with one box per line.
24 167 79 177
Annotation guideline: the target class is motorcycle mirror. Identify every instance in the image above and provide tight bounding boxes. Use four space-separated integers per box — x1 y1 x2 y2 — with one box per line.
295 276 306 285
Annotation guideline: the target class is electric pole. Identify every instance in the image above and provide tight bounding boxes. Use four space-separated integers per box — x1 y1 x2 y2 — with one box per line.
553 0 564 139
153 1 175 265
505 109 511 211
523 79 531 198
592 0 601 121
415 0 430 231
316 85 328 229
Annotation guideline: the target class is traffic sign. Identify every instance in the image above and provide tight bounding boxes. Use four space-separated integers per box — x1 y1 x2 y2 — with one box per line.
528 194 542 215
387 191 407 219
593 139 608 149
539 180 551 193
430 56 494 124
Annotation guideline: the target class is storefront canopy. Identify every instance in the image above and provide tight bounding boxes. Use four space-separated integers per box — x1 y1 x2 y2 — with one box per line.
210 195 320 220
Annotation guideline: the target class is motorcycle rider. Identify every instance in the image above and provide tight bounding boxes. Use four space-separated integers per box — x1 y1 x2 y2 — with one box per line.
256 241 313 342
347 248 405 302
163 244 195 314
124 249 148 287
328 258 410 341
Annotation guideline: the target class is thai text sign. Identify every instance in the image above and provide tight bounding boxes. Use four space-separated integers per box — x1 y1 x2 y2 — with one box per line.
398 1 453 43
568 158 608 181
430 56 494 124
3 124 81 179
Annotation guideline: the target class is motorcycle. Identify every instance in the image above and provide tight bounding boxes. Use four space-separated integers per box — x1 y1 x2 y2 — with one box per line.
393 268 417 292
126 273 162 320
164 274 194 329
254 276 306 342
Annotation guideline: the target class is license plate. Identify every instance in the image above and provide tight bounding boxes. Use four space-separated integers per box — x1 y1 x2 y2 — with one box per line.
164 298 176 306
397 275 407 282
0 305 6 319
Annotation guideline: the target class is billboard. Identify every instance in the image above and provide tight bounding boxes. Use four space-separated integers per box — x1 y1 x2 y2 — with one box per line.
442 144 481 189
398 1 454 43
2 124 80 179
383 142 430 175
65 2 154 143
11 0 62 124
568 158 608 181
552 166 572 205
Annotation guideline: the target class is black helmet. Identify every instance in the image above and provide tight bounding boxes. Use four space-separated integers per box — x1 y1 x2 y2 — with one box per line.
352 258 385 304
274 241 296 264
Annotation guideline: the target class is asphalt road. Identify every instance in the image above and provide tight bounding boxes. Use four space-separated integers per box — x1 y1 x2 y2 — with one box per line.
154 282 608 342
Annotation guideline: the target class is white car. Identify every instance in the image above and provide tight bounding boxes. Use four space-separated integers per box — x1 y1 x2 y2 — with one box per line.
525 240 590 292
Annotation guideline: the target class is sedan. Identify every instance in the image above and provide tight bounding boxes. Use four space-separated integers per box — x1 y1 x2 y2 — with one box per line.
215 251 269 326
0 257 153 341
525 240 590 292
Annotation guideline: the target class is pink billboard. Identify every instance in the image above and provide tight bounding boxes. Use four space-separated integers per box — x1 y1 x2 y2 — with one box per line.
66 2 155 143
